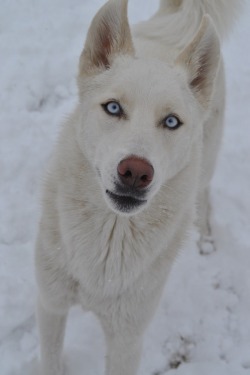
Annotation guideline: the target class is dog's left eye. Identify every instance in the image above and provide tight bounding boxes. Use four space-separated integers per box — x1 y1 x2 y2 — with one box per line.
164 115 182 130
102 101 123 117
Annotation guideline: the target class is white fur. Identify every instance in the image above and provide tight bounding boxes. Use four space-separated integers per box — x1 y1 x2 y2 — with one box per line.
158 0 244 40
35 1 242 374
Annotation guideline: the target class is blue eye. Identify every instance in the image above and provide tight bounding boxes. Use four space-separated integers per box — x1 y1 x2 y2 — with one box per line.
102 101 123 117
164 115 182 129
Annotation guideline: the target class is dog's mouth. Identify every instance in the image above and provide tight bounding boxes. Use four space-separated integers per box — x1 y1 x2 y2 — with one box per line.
106 190 147 213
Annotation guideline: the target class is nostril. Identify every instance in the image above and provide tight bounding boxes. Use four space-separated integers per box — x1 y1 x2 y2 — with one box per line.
124 170 132 178
141 175 148 182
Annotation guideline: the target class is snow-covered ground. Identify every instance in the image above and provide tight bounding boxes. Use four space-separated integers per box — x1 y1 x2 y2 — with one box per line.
0 1 249 374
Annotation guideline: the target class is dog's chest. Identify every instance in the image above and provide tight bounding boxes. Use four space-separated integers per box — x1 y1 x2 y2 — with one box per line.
62 212 166 305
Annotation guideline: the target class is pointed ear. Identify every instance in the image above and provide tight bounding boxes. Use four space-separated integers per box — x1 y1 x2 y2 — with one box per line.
79 0 135 76
176 16 221 107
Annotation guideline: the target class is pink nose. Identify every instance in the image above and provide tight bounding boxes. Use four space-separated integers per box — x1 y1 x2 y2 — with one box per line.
117 157 154 189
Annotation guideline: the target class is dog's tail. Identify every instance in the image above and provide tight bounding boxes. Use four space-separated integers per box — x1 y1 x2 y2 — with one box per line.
158 0 244 41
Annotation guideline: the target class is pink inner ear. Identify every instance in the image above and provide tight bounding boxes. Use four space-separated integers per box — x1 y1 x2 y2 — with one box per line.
95 23 113 69
190 53 209 92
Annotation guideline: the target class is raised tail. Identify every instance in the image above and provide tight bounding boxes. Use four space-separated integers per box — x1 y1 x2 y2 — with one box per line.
158 0 244 40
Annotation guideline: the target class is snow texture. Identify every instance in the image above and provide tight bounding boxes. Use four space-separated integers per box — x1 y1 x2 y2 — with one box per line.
0 1 249 374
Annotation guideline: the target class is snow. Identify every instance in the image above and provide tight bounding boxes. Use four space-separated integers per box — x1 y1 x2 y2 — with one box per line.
0 1 249 374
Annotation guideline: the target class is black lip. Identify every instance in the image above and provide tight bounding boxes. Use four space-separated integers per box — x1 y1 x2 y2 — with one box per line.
106 190 147 212
114 182 147 200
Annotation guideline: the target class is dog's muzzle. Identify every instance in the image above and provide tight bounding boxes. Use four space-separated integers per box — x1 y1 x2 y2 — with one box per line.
106 156 154 214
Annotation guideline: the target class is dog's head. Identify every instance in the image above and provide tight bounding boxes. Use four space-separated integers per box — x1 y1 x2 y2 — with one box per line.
76 0 220 215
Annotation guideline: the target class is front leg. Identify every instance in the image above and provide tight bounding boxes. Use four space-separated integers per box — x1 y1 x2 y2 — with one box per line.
98 291 162 375
37 298 68 375
97 255 173 375
104 333 143 375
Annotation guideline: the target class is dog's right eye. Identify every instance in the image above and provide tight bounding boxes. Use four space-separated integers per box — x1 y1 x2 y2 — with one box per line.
102 101 123 117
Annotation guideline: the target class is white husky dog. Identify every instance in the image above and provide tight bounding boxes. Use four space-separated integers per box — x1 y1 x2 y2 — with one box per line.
35 1 243 374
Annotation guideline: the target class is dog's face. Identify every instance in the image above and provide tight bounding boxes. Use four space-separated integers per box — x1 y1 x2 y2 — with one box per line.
77 58 202 215
77 0 220 215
